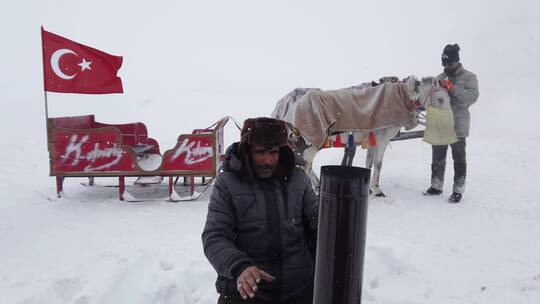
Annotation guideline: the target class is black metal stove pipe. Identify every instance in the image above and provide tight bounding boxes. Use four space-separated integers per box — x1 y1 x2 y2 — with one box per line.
313 165 371 304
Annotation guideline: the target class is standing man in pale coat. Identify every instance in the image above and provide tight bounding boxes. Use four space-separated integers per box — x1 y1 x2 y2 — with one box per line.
424 44 479 203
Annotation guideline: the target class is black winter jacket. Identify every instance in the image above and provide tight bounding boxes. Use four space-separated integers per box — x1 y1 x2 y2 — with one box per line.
202 142 319 301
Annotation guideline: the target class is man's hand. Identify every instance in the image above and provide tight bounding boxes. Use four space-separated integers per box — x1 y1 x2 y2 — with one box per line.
439 79 454 91
236 266 276 300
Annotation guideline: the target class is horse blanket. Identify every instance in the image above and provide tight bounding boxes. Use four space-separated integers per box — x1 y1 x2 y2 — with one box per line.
281 82 417 148
271 88 320 120
271 82 374 120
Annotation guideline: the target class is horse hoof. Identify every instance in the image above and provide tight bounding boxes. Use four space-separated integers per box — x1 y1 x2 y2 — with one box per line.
374 192 386 197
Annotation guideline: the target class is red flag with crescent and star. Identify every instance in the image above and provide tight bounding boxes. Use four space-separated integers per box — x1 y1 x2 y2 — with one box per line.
41 27 123 94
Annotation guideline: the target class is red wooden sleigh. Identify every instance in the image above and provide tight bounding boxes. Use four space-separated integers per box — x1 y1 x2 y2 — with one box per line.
48 115 233 201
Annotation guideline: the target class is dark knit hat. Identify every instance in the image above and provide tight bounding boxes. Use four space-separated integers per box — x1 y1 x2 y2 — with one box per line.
240 117 288 148
441 44 460 66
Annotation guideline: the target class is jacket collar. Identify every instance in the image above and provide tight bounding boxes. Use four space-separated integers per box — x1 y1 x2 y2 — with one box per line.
445 63 464 77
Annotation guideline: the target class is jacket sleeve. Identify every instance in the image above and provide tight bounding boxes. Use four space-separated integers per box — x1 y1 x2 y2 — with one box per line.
201 175 253 279
301 173 319 259
450 73 479 109
301 173 319 234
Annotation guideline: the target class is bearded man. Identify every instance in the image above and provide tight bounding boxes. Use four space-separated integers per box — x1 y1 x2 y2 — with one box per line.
202 117 319 303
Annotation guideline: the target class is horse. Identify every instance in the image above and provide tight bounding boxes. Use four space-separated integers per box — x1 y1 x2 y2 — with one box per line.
272 76 450 197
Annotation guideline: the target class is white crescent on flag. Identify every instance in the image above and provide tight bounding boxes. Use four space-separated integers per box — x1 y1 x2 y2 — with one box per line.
51 49 77 80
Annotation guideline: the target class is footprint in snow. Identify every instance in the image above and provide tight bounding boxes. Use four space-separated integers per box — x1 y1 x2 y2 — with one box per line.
53 276 87 302
160 260 175 271
369 277 380 289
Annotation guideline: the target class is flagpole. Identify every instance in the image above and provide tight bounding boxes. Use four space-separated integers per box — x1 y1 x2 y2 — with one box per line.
44 90 49 131
41 26 50 146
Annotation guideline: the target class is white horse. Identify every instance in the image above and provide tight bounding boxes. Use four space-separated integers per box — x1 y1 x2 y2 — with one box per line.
273 76 450 197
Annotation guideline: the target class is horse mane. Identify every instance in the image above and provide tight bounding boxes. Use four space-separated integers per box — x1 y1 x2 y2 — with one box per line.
421 76 434 84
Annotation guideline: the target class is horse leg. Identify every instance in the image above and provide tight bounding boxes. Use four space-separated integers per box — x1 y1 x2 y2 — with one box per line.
370 143 388 197
365 146 376 194
366 146 375 170
370 127 399 197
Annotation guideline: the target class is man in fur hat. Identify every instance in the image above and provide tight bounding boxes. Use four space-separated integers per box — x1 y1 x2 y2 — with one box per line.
423 44 479 203
202 117 319 304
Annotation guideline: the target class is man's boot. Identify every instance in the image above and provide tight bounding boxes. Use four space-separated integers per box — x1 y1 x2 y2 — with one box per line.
448 192 462 203
423 187 442 196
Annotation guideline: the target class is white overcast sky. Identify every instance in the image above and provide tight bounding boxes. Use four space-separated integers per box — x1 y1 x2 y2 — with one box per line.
1 0 539 141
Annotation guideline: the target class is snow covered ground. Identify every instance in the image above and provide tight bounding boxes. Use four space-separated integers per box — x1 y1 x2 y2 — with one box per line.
1 129 539 304
2 0 540 303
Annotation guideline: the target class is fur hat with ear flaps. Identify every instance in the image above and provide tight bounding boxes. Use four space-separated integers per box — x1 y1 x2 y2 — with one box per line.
240 117 289 148
237 117 295 180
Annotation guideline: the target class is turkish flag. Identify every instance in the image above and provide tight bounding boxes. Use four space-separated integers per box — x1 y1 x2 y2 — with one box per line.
41 28 123 94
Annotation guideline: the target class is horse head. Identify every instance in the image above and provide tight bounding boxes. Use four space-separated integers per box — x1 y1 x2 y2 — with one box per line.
401 75 421 102
418 77 451 110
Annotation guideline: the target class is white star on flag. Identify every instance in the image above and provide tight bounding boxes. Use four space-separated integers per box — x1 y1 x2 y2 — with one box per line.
78 58 92 71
